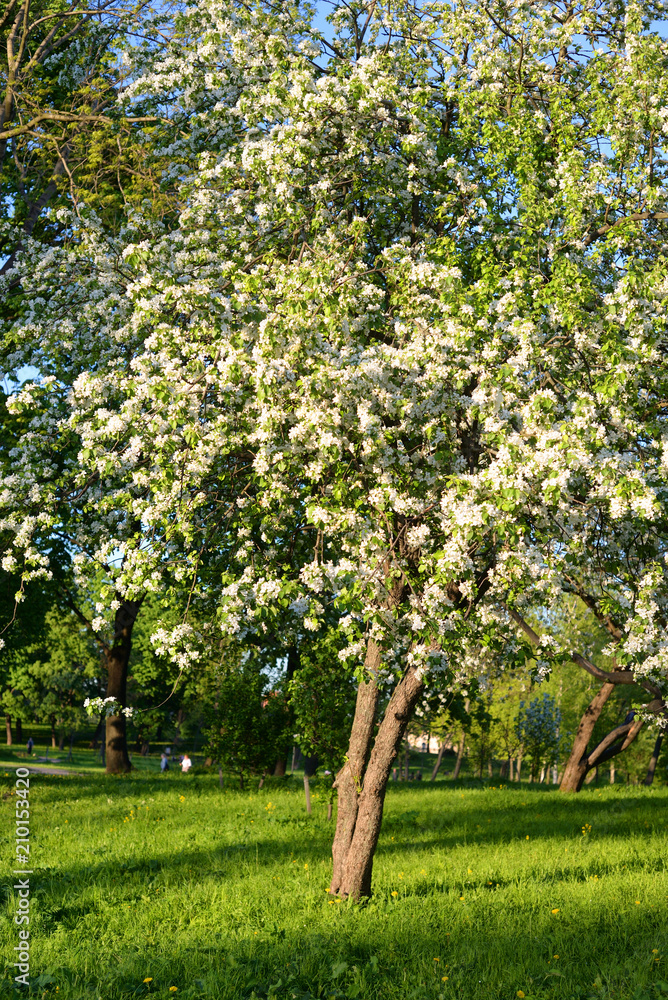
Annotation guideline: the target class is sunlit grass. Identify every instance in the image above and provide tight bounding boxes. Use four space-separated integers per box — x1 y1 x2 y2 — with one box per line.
1 771 667 999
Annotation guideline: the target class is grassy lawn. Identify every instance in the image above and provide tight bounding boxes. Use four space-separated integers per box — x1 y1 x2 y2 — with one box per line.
1 770 667 1000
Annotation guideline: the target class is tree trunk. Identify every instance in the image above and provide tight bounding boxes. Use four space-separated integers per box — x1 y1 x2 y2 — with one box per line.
274 646 299 776
329 638 381 895
452 735 465 780
562 698 647 792
560 682 615 792
273 757 287 777
644 735 663 787
330 661 425 900
509 758 514 781
609 765 615 784
430 743 446 781
5 715 12 746
173 707 185 743
50 715 57 748
304 775 312 814
104 599 141 775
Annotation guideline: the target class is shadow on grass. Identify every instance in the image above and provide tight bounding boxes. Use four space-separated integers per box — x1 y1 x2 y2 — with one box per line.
6 892 668 1000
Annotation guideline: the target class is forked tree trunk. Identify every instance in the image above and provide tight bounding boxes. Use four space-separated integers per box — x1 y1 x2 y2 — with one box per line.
560 682 615 792
330 639 381 895
329 639 425 900
644 735 663 786
561 692 649 792
104 599 142 775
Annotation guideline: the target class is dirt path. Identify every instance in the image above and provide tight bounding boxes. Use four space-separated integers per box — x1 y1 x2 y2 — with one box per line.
2 761 83 776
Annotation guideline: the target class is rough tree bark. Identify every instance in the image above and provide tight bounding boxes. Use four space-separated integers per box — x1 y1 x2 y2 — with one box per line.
104 599 142 775
329 637 381 896
561 701 652 792
5 715 11 746
560 682 616 792
644 734 663 786
329 640 425 900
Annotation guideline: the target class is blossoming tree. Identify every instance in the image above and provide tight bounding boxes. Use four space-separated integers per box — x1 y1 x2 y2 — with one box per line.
2 0 668 895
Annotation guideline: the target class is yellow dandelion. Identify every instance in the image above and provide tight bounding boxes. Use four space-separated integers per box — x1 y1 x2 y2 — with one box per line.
442 976 448 982
551 908 560 914
459 896 465 901
433 957 440 962
391 890 398 897
553 954 559 959
636 900 641 905
525 835 530 840
169 988 178 993
143 978 152 983
517 992 525 999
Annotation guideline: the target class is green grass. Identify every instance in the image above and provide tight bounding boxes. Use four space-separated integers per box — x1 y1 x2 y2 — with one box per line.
1 771 667 1000
0 744 184 776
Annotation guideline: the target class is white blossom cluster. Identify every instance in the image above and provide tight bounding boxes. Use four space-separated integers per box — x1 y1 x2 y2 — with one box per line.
1 1 668 714
83 697 134 719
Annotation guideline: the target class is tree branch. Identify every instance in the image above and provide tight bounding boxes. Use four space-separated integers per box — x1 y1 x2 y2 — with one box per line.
582 210 668 248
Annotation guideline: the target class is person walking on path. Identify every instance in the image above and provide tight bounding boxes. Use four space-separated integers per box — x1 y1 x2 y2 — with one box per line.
26 737 34 755
160 752 169 772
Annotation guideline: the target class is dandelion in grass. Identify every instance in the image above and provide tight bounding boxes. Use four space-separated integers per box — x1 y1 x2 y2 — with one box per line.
551 908 559 914
169 989 178 993
517 992 525 998
391 890 398 897
143 978 152 984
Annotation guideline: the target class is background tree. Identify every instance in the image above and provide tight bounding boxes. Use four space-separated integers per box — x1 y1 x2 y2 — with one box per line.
203 658 291 790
